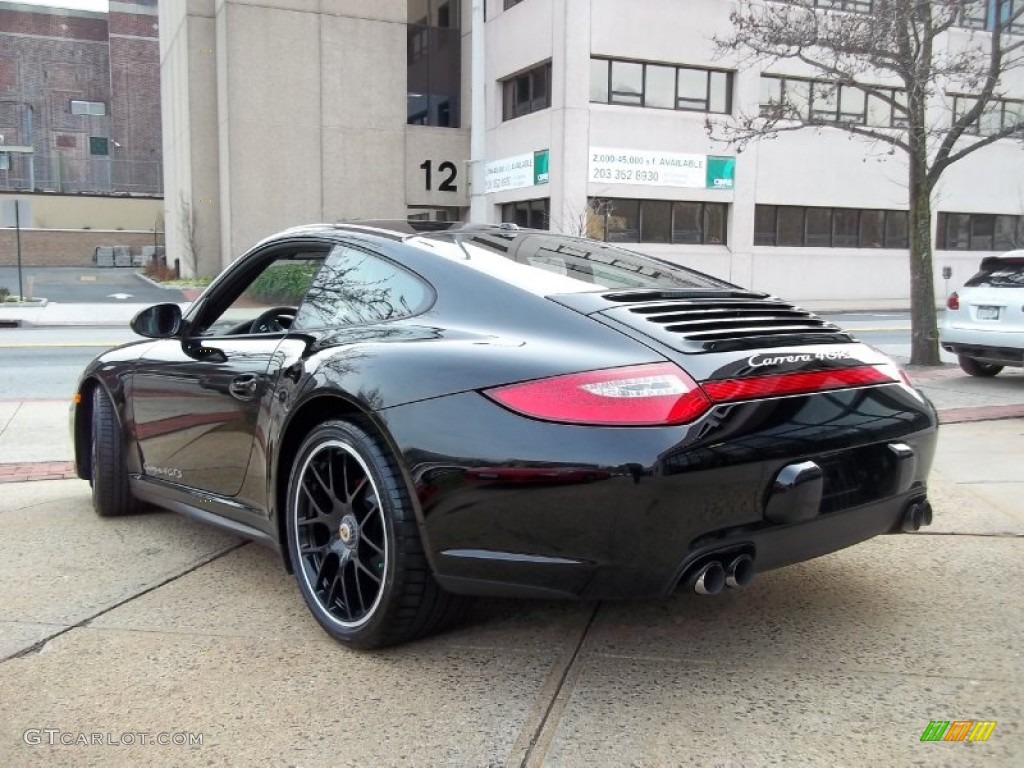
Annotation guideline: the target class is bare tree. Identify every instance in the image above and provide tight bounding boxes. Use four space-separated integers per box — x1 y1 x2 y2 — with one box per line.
179 193 199 277
551 198 615 238
708 0 1024 365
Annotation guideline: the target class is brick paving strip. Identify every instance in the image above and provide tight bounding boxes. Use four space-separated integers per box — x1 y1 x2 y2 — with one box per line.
938 404 1024 424
0 461 78 484
1 398 1022 486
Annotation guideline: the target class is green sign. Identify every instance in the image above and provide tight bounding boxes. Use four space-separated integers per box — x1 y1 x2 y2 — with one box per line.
533 149 549 185
89 137 109 156
706 155 735 189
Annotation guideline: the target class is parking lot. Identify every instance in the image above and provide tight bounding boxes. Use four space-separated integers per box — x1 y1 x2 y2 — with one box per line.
0 267 183 305
1 385 1022 766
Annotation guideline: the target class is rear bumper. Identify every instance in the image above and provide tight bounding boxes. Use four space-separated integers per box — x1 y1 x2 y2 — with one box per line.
435 490 925 600
940 341 1024 366
940 326 1024 365
381 382 938 600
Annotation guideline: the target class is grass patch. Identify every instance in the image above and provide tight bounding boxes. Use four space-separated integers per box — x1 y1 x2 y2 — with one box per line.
160 277 214 288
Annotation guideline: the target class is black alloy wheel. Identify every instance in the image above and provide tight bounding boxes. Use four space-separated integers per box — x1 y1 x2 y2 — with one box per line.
286 420 467 648
90 386 139 517
957 355 1003 377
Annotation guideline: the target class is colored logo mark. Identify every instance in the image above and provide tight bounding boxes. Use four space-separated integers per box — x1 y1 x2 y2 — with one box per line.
920 720 997 742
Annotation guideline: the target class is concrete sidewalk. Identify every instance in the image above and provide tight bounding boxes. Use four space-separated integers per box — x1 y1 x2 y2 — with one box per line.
0 423 1021 765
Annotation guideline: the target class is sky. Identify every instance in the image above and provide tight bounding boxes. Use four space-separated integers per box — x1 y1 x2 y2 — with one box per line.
12 1 109 12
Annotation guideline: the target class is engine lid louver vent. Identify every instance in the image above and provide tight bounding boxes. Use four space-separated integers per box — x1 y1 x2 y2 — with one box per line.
599 294 852 353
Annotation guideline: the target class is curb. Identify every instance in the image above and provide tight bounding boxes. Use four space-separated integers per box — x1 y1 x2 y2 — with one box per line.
132 271 178 291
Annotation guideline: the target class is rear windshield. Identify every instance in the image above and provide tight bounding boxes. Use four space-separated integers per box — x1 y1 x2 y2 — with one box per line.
415 231 733 294
965 259 1024 288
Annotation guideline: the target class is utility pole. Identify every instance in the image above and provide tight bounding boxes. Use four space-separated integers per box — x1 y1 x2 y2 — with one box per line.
14 200 23 302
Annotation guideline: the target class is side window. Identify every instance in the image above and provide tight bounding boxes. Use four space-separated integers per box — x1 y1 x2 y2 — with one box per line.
199 254 325 336
293 245 432 329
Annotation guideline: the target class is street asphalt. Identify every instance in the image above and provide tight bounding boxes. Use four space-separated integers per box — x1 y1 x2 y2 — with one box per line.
0 302 1021 765
0 266 184 304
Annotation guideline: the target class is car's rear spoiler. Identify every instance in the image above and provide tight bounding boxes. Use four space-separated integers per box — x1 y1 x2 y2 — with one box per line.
980 255 1024 271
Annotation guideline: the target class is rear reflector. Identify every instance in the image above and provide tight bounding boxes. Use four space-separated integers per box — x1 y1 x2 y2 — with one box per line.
702 365 895 403
484 363 711 426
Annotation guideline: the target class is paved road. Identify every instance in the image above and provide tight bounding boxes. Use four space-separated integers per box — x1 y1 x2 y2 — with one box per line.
822 311 957 364
0 267 183 304
0 328 145 400
0 316 952 400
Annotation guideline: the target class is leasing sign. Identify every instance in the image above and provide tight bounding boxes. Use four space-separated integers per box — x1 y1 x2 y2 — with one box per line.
588 148 735 189
485 150 550 193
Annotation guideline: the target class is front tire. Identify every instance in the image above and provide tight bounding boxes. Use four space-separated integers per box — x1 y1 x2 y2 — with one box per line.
958 355 1003 377
286 419 467 648
90 387 140 517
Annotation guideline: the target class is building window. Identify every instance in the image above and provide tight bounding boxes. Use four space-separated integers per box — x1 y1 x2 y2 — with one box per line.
502 62 552 121
938 212 1024 250
502 198 550 229
590 198 728 245
755 205 909 248
801 0 874 11
959 0 1024 34
760 75 906 127
407 0 461 127
69 100 106 117
590 58 733 114
952 94 1024 135
408 206 463 222
89 137 109 156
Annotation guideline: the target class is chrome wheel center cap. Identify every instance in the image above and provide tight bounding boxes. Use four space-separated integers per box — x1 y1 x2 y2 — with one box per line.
338 515 358 546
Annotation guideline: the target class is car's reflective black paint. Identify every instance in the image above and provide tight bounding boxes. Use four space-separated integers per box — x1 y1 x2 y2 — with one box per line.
73 222 938 620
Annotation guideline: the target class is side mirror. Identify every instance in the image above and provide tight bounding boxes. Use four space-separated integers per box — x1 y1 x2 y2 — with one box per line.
131 303 183 338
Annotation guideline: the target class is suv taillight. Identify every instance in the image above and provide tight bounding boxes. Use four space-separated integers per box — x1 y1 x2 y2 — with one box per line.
947 292 960 310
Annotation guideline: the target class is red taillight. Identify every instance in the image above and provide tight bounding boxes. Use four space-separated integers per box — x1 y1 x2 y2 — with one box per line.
484 363 711 426
486 363 899 427
702 365 895 403
947 292 960 310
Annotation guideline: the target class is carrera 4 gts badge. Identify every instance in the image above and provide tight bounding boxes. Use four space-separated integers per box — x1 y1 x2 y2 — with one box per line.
144 464 183 480
747 350 853 368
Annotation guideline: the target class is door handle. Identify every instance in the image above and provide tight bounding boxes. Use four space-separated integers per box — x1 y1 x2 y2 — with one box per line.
229 374 259 401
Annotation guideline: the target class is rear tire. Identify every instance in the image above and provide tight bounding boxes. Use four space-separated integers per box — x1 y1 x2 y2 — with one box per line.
90 387 140 517
286 419 468 648
958 355 1003 377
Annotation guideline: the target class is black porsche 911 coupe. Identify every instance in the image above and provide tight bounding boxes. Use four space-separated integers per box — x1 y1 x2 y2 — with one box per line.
72 222 937 648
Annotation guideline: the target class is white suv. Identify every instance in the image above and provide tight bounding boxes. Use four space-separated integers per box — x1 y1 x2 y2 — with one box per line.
940 251 1024 376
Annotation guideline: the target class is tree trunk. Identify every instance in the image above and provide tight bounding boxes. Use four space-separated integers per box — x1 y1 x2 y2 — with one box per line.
907 152 942 366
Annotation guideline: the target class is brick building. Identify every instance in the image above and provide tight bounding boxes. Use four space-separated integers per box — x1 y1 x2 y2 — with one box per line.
0 0 161 196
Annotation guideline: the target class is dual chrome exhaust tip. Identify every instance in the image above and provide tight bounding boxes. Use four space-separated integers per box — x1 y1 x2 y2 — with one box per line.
690 554 755 596
688 496 932 595
901 498 933 532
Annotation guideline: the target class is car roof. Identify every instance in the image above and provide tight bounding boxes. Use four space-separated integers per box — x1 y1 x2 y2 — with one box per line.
273 220 530 243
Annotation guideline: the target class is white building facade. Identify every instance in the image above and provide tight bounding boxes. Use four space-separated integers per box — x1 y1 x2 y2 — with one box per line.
161 0 1024 303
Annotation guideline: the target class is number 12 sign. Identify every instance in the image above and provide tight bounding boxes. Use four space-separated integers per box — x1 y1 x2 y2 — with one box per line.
421 160 458 192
